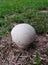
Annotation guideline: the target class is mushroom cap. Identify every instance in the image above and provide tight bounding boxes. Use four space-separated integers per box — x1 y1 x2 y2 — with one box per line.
11 23 36 49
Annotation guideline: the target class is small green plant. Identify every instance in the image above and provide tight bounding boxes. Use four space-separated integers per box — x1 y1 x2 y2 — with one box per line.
35 21 44 33
31 52 40 65
44 22 48 32
35 52 40 65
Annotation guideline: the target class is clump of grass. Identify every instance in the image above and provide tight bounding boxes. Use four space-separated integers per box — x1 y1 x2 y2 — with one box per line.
30 52 40 65
35 52 40 65
9 11 48 34
0 18 13 36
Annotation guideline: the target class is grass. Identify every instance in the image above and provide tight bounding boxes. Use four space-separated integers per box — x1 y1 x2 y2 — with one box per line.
9 11 48 33
0 0 48 36
0 0 48 17
0 11 48 36
0 18 13 36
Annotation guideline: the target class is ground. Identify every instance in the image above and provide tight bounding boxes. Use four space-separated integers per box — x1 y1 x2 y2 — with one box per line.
0 0 48 65
0 30 48 65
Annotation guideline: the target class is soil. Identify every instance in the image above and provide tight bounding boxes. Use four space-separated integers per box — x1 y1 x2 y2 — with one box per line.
0 33 48 65
40 10 48 13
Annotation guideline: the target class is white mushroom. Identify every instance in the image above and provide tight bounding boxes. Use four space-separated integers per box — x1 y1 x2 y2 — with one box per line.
11 23 36 49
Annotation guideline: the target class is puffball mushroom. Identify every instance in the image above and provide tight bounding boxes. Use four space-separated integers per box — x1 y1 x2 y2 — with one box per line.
11 23 36 49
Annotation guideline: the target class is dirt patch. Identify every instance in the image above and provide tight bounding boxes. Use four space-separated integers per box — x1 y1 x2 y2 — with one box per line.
40 10 48 13
0 33 48 65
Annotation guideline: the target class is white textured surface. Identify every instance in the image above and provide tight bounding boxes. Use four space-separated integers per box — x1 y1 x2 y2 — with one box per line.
11 23 36 49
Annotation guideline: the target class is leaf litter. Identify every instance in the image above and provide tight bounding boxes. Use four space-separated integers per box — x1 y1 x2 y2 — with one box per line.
0 32 48 65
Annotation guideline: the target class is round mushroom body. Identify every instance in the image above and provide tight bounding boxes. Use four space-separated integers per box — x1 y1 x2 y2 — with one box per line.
11 23 36 49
